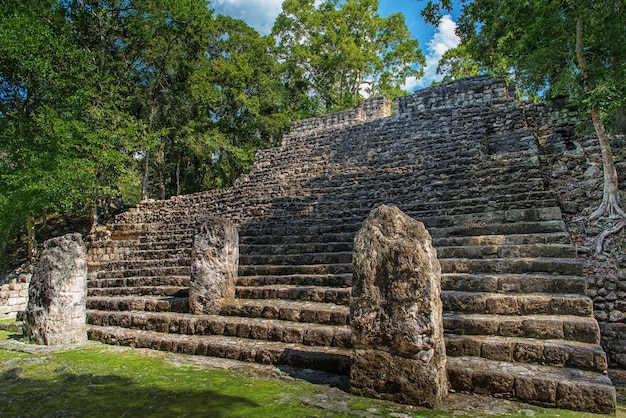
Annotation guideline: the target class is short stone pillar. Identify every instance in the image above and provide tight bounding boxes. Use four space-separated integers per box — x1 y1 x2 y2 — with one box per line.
189 217 239 314
350 205 448 408
24 233 88 345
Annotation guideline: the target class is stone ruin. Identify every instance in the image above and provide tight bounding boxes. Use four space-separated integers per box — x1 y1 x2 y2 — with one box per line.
60 76 619 413
23 233 87 345
351 205 447 407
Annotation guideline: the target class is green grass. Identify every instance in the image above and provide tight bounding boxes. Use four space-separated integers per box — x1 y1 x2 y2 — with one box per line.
0 327 622 418
0 346 335 417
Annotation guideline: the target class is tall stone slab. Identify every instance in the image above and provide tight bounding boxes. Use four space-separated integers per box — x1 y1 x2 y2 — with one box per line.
350 205 447 408
189 217 239 314
24 233 87 345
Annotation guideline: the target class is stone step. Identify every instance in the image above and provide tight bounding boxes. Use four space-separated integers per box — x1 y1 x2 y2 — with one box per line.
238 263 353 277
94 266 191 280
236 274 353 287
443 313 600 344
437 244 576 259
239 220 565 246
446 356 615 414
439 257 583 276
301 175 545 201
442 291 592 316
433 232 571 247
240 220 361 236
112 205 564 243
86 310 352 348
89 257 191 271
87 296 189 313
239 240 573 260
88 276 191 289
430 220 566 238
239 241 354 256
235 285 350 306
90 238 193 251
87 325 351 374
90 248 192 262
255 192 558 219
441 273 587 295
238 252 353 267
444 334 607 373
303 163 543 190
243 206 564 232
88 286 188 298
239 232 355 246
221 299 349 325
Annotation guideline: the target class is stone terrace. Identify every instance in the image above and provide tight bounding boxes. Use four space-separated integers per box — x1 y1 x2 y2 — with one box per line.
86 76 616 414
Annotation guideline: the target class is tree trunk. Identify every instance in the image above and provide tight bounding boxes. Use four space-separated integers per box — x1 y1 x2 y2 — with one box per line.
159 160 166 200
89 199 99 235
588 109 626 219
142 151 150 201
576 18 625 221
176 159 181 196
27 216 36 261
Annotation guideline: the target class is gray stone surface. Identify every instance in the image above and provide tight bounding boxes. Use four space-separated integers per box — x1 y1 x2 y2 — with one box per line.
350 205 447 408
189 218 238 314
24 233 87 345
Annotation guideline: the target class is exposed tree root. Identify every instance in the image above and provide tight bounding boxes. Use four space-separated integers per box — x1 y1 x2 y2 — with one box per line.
595 219 626 254
589 194 626 222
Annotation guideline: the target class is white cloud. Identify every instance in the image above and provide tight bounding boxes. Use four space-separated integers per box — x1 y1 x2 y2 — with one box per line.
407 15 460 91
211 0 284 35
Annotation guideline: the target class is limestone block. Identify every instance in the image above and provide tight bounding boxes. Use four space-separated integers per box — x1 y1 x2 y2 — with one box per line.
189 218 238 314
24 233 87 345
350 205 447 408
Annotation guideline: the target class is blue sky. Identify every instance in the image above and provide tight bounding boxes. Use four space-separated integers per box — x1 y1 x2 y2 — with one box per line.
210 0 463 90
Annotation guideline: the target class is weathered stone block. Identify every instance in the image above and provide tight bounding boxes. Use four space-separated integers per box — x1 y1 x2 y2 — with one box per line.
352 349 446 407
481 339 513 361
513 341 544 364
189 218 238 314
350 205 447 408
556 380 616 414
23 233 87 345
515 376 556 404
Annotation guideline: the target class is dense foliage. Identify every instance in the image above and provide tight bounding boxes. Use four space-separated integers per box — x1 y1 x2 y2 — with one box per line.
273 0 424 115
0 0 423 265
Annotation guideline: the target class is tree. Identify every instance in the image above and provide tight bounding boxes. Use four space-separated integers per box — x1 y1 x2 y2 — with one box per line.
191 15 290 188
0 0 137 260
1 0 293 266
273 0 425 114
422 0 626 251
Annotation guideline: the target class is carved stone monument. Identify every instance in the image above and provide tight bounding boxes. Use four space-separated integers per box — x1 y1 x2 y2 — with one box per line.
350 205 448 407
24 233 87 345
189 217 239 314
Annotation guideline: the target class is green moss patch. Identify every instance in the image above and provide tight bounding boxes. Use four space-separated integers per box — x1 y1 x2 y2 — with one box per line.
0 327 622 417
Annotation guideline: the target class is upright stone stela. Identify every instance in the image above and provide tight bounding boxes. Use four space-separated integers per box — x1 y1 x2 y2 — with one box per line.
86 77 616 414
24 233 88 345
350 205 447 408
189 218 239 315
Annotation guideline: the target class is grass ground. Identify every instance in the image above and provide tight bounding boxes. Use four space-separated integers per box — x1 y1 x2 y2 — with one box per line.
0 327 623 418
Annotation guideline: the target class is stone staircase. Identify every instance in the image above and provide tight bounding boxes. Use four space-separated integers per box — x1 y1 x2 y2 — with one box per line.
86 77 615 413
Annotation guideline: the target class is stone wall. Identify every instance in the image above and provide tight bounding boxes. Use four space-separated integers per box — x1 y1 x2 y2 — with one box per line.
394 75 516 115
0 282 29 319
0 266 32 319
543 132 626 368
286 97 392 139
